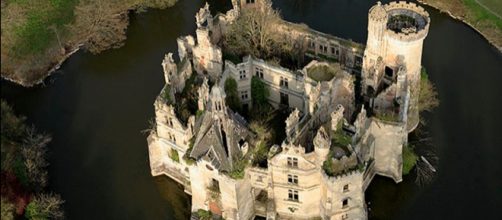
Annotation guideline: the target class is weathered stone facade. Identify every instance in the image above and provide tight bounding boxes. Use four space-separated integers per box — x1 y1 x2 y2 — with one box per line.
147 1 429 219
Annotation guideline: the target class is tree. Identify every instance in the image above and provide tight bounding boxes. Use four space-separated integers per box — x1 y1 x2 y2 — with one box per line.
251 76 269 107
1 197 15 220
70 0 129 54
25 193 64 220
224 0 283 58
22 127 51 190
224 77 241 112
418 68 439 113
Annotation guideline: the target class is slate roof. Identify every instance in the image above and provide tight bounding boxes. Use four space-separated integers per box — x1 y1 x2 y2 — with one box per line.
190 109 251 172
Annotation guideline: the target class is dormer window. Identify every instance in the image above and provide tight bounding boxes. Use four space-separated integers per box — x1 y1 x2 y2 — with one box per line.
287 157 298 168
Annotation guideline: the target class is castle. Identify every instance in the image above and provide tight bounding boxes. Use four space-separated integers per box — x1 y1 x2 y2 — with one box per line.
147 1 430 219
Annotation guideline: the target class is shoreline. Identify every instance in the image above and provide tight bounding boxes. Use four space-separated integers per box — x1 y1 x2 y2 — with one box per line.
417 0 502 53
1 46 81 87
2 1 500 88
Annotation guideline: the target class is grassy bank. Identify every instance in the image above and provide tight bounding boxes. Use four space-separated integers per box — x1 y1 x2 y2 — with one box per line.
1 0 177 86
419 0 502 51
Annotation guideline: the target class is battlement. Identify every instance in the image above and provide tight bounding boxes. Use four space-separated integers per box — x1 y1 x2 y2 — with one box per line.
384 1 429 17
384 1 430 42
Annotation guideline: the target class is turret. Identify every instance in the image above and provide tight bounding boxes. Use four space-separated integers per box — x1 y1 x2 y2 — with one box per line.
362 1 430 131
162 53 177 85
314 127 330 166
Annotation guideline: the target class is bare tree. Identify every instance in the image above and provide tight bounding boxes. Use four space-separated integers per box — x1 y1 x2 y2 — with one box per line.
71 0 129 54
22 126 51 189
25 193 64 220
1 197 15 220
418 69 439 113
224 0 283 58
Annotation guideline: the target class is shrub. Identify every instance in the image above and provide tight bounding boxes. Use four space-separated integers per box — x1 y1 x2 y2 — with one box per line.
229 158 248 179
195 209 212 220
402 144 418 175
418 67 439 113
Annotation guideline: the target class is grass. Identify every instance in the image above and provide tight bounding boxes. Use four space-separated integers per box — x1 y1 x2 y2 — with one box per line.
307 64 341 82
11 0 78 55
475 0 502 18
402 144 418 175
420 0 502 48
375 111 400 122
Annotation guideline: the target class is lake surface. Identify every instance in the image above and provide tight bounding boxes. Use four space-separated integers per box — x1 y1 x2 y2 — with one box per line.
1 0 501 219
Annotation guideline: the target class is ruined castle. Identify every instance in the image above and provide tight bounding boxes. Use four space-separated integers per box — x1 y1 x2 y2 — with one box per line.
147 1 430 219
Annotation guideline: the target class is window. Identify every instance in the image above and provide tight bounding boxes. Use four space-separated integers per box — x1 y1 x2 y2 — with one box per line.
280 77 288 88
255 67 264 79
342 199 348 208
239 70 247 79
343 184 349 192
211 178 220 192
280 92 289 106
241 91 249 100
246 0 255 3
309 40 315 49
167 117 174 127
256 176 263 182
287 157 298 168
287 174 298 185
288 189 299 202
319 45 327 53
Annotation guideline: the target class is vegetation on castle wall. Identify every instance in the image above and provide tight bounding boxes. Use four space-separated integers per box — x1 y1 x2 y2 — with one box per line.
174 73 200 125
332 122 352 148
1 100 64 219
419 67 439 113
402 144 418 175
1 0 178 85
322 152 336 176
224 77 241 113
169 148 179 163
251 76 270 107
182 138 195 165
223 0 307 68
194 209 213 220
228 158 248 179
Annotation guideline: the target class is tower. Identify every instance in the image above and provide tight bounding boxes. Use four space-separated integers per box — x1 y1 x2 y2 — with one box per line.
362 1 430 131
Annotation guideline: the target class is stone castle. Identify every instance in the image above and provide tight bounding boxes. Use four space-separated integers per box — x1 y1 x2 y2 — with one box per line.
147 1 430 219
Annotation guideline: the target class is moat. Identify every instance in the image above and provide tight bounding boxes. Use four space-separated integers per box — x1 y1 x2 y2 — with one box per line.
1 0 501 219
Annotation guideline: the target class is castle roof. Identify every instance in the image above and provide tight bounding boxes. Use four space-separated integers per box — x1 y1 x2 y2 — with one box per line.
190 108 251 172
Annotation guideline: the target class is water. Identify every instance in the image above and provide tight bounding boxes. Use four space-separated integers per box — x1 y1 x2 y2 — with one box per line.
1 0 501 219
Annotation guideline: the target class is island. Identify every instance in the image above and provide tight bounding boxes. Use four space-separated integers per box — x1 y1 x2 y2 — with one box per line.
147 0 432 219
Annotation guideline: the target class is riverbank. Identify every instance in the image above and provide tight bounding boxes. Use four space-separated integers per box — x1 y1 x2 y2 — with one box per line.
0 0 177 87
418 0 502 52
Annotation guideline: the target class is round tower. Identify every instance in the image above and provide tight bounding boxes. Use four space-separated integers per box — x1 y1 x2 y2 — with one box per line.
363 1 430 131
